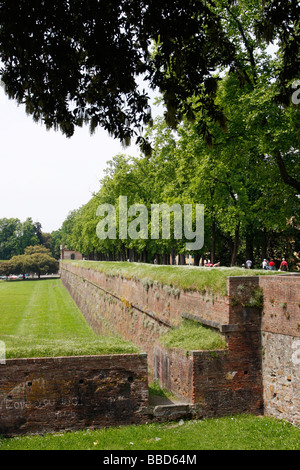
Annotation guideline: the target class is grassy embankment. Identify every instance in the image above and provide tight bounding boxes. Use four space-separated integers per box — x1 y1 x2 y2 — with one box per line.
0 278 139 358
65 260 275 296
63 260 276 351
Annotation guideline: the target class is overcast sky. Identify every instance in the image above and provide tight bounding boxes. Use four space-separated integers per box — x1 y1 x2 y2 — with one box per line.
0 87 160 234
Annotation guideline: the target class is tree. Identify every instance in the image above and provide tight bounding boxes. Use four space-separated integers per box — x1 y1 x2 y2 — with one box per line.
0 0 153 148
0 218 22 259
29 253 59 278
24 245 59 277
24 245 52 256
8 254 32 279
2 1 297 151
1 245 59 279
0 259 13 278
255 0 300 106
19 218 39 253
49 230 63 259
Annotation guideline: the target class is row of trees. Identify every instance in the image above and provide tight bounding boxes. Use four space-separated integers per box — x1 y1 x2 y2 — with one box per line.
57 2 299 268
59 115 299 266
0 0 298 162
0 245 59 279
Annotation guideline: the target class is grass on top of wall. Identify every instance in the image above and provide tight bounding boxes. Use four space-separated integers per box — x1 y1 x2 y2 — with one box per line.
66 260 274 296
159 319 227 352
0 278 139 359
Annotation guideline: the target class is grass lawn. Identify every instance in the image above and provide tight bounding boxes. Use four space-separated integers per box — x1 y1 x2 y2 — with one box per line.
0 414 299 450
0 278 139 358
0 278 299 450
66 260 276 296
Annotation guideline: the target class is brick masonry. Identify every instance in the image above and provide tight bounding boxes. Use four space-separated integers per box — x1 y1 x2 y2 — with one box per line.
0 354 149 437
154 304 264 418
60 264 265 418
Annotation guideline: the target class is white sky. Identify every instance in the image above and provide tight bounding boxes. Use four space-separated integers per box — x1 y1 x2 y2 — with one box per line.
0 87 160 233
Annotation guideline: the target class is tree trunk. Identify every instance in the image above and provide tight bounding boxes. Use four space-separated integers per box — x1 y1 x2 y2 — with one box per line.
178 254 186 265
230 223 240 266
274 151 300 193
211 218 216 264
194 253 201 266
261 228 267 261
245 225 254 262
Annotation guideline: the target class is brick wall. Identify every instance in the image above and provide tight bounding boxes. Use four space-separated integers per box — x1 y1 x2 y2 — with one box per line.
60 263 247 375
154 305 264 417
60 263 300 427
61 262 232 327
61 263 264 415
0 354 149 437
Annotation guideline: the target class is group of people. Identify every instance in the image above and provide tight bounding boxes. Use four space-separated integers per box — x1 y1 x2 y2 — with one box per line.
245 258 289 271
203 258 290 270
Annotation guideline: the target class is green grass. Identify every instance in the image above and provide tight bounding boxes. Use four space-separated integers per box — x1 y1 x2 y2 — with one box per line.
66 260 275 296
0 278 139 358
0 414 299 450
159 319 226 352
149 379 176 400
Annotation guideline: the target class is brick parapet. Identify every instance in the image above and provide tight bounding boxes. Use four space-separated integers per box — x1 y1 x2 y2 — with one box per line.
0 354 149 437
259 274 300 337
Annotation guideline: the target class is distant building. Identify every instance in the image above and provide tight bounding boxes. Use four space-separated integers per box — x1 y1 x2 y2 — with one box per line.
60 246 83 261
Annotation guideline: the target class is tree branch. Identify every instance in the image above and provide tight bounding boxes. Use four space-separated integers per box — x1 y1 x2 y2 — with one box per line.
274 151 300 193
224 5 257 85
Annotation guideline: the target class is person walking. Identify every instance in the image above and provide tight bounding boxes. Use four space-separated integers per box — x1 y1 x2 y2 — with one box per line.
269 260 275 270
262 259 268 270
280 258 289 271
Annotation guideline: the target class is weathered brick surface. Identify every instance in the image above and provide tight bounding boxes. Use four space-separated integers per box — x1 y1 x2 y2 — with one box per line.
192 349 263 417
60 264 300 427
154 345 194 402
61 262 231 328
260 275 300 337
154 306 264 417
61 266 170 372
60 263 242 372
61 264 264 411
0 354 149 437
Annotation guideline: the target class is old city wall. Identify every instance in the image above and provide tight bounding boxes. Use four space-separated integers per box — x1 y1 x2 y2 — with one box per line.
60 264 264 418
60 263 300 427
60 262 234 371
0 354 149 437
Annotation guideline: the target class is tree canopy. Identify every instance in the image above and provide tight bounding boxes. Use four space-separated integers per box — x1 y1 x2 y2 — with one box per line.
0 217 59 260
61 110 299 267
0 1 299 266
0 245 59 278
0 0 298 154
